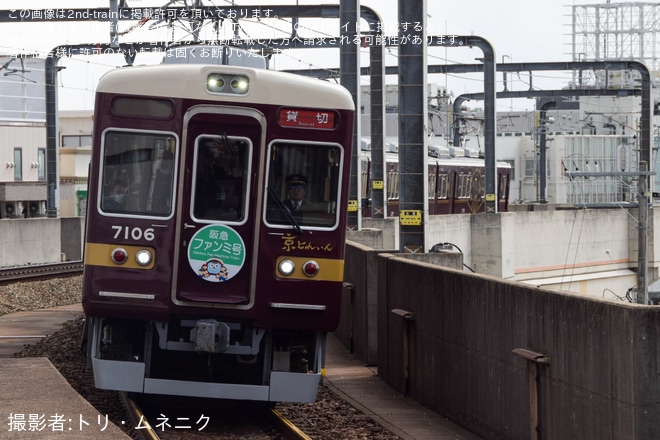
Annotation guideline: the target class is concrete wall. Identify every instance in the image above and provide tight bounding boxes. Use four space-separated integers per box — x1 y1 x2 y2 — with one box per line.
426 212 472 263
426 208 632 284
60 217 85 261
0 218 61 266
335 241 395 364
0 217 85 267
338 238 462 365
512 208 631 279
342 243 660 440
358 217 399 250
357 208 645 301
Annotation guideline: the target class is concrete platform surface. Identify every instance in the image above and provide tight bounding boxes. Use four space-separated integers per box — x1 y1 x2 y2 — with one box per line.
0 357 131 439
324 334 483 440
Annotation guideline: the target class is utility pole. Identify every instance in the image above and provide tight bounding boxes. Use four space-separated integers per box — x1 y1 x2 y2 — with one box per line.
638 160 649 304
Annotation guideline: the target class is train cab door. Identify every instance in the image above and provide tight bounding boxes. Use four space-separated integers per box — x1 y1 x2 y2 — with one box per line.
173 106 264 305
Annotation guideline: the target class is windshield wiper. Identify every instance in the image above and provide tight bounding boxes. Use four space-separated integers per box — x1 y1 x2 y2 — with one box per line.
267 187 302 234
222 133 244 175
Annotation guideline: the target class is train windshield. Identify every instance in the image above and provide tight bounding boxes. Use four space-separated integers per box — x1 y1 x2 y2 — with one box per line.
192 135 250 223
100 130 177 217
265 141 343 229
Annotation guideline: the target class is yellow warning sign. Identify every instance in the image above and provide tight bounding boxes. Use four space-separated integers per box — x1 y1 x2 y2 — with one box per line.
400 210 422 226
347 200 358 212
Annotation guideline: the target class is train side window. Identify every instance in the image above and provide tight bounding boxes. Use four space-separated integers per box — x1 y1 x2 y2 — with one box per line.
457 173 470 199
499 173 509 200
192 136 250 223
387 171 399 199
265 141 343 229
361 170 370 199
100 130 177 217
427 174 436 198
437 174 449 199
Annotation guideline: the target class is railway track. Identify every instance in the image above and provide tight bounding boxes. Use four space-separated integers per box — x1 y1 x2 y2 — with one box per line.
124 392 311 440
120 393 159 440
0 261 83 285
269 409 312 440
6 278 403 440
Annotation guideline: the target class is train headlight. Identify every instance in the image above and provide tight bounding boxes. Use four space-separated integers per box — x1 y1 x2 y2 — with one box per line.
302 260 320 277
135 249 153 267
111 247 128 265
206 73 226 92
278 259 295 276
229 75 249 94
207 73 250 95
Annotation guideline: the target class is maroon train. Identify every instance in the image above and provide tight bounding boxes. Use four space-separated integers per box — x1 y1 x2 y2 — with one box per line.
82 51 354 403
360 150 511 216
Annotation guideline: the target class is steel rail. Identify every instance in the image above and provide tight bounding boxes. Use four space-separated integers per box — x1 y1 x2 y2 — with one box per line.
0 261 83 284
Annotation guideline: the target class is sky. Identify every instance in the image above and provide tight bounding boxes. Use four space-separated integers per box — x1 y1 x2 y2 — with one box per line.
0 0 621 111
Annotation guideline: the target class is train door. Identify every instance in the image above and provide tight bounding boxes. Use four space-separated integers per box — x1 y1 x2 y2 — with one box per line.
173 106 264 305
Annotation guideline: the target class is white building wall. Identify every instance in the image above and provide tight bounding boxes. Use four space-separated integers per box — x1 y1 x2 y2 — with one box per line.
58 111 93 137
364 207 640 301
512 209 630 280
58 110 92 217
0 125 45 183
494 134 534 204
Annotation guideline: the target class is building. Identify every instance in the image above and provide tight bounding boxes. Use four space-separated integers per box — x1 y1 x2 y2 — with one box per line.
58 110 92 217
0 54 92 220
0 55 47 219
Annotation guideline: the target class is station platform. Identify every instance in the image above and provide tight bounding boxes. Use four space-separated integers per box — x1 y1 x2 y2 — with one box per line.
0 358 131 439
324 335 482 440
0 305 481 439
0 304 130 439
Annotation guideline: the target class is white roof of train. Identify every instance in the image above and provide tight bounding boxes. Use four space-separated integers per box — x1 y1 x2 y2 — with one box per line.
360 150 511 169
95 64 355 111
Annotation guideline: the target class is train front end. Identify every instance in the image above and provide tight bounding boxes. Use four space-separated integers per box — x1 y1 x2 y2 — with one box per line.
82 61 354 403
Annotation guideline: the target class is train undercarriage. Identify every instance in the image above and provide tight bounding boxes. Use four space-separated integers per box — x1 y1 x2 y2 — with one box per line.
85 316 325 403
